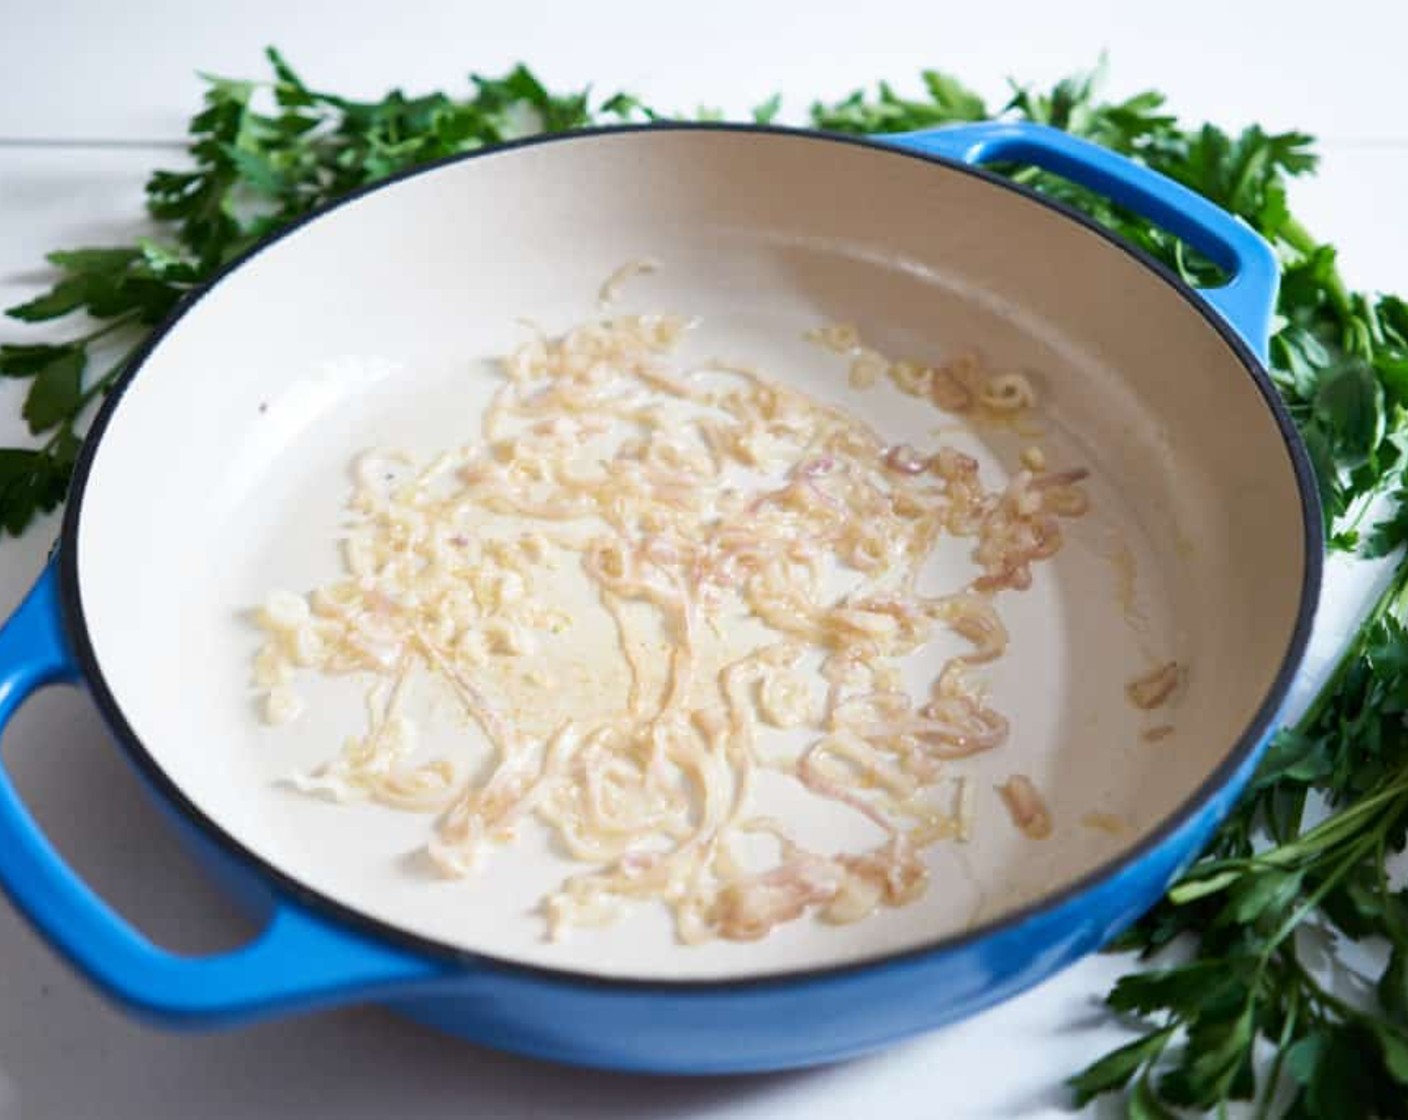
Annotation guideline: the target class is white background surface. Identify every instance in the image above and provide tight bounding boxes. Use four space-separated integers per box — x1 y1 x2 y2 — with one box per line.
0 2 1404 1116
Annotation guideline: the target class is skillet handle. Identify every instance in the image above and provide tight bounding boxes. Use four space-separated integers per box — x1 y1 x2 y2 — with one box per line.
880 121 1280 358
0 558 443 1025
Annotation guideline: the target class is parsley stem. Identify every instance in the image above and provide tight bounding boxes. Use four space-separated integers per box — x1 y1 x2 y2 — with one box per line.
1341 487 1386 536
1257 984 1301 1120
36 421 70 457
1264 823 1392 957
73 313 139 348
1281 949 1368 1025
1264 780 1408 868
76 343 142 413
1279 214 1354 322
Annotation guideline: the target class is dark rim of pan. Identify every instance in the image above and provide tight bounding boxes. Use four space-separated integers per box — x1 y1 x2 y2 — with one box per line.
56 122 1324 992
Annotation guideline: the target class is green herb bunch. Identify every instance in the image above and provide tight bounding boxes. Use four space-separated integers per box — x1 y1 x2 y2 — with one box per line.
5 49 1408 1117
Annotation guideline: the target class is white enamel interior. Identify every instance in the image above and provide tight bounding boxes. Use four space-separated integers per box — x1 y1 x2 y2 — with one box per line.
74 129 1307 980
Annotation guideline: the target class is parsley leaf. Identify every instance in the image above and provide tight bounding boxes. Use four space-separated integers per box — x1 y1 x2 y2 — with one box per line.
21 348 84 435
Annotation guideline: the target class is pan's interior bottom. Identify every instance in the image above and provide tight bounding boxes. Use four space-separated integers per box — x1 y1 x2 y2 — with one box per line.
185 260 1185 979
71 130 1304 981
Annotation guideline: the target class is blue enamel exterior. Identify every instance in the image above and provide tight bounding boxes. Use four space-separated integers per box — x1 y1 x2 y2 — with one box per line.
882 123 1281 357
0 122 1311 1073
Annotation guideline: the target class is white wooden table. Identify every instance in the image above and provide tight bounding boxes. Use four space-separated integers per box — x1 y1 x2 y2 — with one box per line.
0 3 1403 1116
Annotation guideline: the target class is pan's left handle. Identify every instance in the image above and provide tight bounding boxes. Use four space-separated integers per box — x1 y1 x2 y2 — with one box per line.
879 121 1280 360
0 558 446 1025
